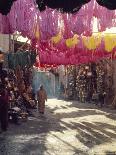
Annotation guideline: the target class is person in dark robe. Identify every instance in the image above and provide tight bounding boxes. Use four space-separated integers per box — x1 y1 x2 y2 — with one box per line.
0 62 7 85
99 92 106 108
0 85 9 131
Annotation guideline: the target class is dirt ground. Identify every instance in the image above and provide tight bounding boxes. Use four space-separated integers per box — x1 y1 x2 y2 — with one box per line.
0 99 116 155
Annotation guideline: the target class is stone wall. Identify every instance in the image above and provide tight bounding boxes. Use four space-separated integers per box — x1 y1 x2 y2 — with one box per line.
0 34 10 52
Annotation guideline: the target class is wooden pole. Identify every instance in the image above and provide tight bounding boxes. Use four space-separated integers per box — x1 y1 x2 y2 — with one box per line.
16 39 30 52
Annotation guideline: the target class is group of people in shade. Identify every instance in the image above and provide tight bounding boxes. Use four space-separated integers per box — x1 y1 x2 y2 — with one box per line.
0 62 47 132
0 83 47 132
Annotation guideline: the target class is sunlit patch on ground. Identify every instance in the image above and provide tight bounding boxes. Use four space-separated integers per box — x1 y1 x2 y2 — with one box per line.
0 99 116 155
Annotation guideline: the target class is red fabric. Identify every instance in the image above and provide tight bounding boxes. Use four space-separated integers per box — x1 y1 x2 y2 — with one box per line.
35 40 115 65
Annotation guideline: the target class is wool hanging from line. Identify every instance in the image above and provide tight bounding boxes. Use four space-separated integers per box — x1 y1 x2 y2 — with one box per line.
0 0 115 39
36 34 116 65
0 0 17 15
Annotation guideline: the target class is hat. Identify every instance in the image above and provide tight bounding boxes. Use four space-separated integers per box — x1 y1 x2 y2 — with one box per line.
40 85 43 89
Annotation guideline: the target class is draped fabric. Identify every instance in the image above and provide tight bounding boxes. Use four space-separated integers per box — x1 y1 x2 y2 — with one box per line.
94 1 116 32
8 0 38 39
0 0 115 37
3 51 36 69
38 48 112 65
37 34 116 65
0 14 14 34
0 0 116 65
39 9 60 40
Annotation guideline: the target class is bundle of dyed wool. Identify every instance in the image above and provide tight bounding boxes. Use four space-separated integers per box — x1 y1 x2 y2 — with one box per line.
0 0 17 15
36 0 91 13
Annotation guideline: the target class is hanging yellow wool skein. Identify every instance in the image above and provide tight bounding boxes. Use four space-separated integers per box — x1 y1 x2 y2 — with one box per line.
33 20 40 40
51 33 62 44
104 34 116 52
35 24 40 40
66 34 79 48
82 34 102 50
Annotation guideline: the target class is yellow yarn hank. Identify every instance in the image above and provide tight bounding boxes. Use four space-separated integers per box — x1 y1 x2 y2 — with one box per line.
82 35 102 50
51 33 62 44
104 34 116 52
66 34 79 48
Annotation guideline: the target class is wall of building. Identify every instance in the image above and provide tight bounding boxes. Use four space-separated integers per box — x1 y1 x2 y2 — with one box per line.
32 69 56 97
0 34 10 52
58 65 67 87
113 60 116 94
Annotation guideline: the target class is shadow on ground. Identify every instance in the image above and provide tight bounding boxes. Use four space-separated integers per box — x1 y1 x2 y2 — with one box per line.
0 99 115 155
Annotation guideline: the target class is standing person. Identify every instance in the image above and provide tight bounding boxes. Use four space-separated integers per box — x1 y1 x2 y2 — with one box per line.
0 85 9 131
37 85 47 114
99 92 106 108
59 82 65 99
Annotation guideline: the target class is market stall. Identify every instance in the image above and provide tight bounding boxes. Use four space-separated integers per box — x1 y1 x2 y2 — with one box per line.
0 48 37 123
66 60 114 106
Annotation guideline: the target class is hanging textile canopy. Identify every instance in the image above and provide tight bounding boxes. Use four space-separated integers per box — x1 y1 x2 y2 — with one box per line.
0 0 116 65
0 0 115 37
37 33 116 65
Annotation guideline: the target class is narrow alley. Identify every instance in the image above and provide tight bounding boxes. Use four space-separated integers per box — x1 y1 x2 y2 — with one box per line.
0 99 116 155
